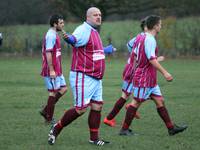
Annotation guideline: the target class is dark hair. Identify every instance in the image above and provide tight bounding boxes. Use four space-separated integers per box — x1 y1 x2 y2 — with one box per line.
49 14 63 27
146 15 161 30
140 19 146 31
140 16 149 31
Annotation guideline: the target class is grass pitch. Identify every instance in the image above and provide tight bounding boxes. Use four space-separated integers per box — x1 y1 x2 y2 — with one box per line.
0 56 199 150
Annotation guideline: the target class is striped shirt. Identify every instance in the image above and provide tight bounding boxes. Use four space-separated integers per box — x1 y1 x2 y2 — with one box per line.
132 32 158 87
123 33 144 83
71 22 105 79
41 29 62 76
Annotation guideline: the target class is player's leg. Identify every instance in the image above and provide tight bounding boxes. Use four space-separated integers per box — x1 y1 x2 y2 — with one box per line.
120 98 141 135
151 85 187 135
40 75 67 123
48 107 86 145
40 77 57 123
104 81 132 127
48 71 88 145
54 74 67 103
120 87 151 135
104 91 128 127
88 78 109 146
125 93 140 119
151 85 174 130
89 103 109 146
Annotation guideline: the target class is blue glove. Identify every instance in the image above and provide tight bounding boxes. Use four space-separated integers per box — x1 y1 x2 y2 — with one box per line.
104 44 117 54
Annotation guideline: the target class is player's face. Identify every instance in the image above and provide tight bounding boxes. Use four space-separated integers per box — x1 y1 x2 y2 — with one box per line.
56 19 64 31
87 9 102 26
155 20 162 33
144 25 148 32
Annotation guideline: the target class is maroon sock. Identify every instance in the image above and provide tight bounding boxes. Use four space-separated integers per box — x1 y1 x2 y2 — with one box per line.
157 106 174 129
122 105 137 130
61 108 81 127
88 110 101 141
43 93 62 116
53 108 81 137
107 97 126 120
44 96 56 121
54 92 63 103
53 121 63 137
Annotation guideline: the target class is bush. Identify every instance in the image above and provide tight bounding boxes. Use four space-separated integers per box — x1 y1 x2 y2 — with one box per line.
0 17 199 57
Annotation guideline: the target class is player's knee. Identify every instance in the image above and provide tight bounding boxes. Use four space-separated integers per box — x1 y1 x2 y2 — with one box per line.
121 92 129 99
130 99 141 108
60 86 67 94
97 104 103 111
49 92 56 97
76 108 87 115
154 99 164 107
91 103 103 111
96 105 103 111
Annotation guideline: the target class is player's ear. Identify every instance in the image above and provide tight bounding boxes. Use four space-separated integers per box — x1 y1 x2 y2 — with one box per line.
53 22 57 27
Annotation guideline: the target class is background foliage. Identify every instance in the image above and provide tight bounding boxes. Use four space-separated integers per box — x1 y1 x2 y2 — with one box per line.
0 17 199 57
0 0 199 25
0 0 199 56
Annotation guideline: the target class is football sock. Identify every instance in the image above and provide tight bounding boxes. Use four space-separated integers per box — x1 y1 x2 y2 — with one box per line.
53 121 63 137
45 96 56 121
122 105 137 130
53 108 81 137
88 110 101 141
54 92 63 103
107 97 126 120
43 93 63 121
60 108 81 127
157 106 174 129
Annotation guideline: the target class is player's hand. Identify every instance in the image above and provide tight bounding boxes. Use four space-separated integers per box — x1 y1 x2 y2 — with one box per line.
164 72 173 82
109 44 117 52
157 56 165 62
50 70 56 79
62 30 68 39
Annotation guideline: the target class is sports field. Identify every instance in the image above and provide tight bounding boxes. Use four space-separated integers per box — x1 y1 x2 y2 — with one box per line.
0 56 199 150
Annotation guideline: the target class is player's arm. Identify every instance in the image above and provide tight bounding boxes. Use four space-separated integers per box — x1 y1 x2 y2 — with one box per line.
145 36 172 81
127 37 136 53
45 34 56 78
63 29 116 54
157 56 165 62
46 52 56 78
149 59 173 81
62 30 76 45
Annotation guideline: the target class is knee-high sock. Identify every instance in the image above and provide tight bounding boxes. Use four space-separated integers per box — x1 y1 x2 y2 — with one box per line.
61 108 81 127
54 108 81 137
43 96 55 121
157 106 174 129
122 105 137 130
54 92 63 103
43 92 63 120
88 110 101 141
107 97 126 120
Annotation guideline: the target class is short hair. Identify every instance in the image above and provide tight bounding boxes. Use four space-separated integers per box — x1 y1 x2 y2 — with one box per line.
146 15 161 30
49 14 63 27
140 16 149 31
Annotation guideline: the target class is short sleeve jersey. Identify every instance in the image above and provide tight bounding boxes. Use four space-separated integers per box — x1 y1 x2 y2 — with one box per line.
71 22 105 79
41 29 62 76
132 32 158 87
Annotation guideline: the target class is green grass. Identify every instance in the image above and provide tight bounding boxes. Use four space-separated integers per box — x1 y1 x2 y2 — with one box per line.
0 56 199 150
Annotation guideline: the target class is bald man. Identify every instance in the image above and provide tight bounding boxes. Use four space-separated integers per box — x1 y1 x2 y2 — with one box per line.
48 7 109 146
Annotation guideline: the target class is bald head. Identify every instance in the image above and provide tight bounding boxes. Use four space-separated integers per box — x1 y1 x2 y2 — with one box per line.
86 7 102 27
86 7 100 17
